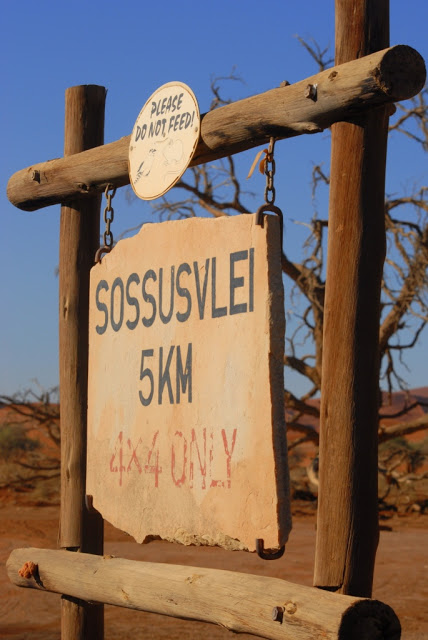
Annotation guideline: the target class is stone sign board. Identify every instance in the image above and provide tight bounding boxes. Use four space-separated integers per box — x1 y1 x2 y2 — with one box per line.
87 213 291 551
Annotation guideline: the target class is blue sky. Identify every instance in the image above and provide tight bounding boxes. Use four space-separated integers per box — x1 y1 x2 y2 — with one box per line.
1 0 427 397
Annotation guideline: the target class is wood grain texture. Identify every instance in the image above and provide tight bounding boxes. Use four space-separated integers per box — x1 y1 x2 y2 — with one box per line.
314 1 389 597
59 84 105 640
7 547 401 640
7 45 425 211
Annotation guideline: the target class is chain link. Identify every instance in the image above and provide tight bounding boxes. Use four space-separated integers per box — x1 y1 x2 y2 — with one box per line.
256 137 284 257
264 138 276 205
95 184 117 262
103 184 116 248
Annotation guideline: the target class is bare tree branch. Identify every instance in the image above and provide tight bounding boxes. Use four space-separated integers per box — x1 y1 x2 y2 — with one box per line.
379 414 428 443
389 87 428 151
294 36 334 71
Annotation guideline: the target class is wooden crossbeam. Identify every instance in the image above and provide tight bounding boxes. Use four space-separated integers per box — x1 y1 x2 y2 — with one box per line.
7 45 425 212
7 547 401 640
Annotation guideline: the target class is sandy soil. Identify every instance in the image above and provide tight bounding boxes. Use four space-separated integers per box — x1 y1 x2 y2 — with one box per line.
1 505 427 640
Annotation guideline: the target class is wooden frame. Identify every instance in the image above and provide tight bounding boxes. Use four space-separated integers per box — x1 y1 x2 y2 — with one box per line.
6 3 426 638
7 547 400 640
7 46 425 212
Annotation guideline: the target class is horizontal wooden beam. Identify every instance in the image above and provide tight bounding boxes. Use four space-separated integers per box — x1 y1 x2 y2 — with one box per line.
8 547 400 640
7 45 425 212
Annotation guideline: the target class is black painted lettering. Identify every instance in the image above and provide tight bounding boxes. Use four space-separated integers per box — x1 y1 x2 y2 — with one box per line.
159 266 175 324
158 345 175 404
176 263 192 322
177 93 183 110
142 270 157 327
193 259 210 319
176 343 192 403
95 280 109 335
211 257 227 318
111 277 124 332
139 349 154 406
230 250 248 315
249 247 254 312
181 112 192 129
168 115 175 133
126 273 140 330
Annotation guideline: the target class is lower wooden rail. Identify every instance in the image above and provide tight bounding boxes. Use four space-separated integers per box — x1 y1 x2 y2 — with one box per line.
7 548 400 640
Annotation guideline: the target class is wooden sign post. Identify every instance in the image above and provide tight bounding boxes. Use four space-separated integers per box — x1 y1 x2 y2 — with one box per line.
7 14 426 635
314 0 390 598
87 213 291 551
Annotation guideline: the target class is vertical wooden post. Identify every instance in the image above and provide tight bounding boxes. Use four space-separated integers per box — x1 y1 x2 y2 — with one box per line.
59 85 106 639
314 1 389 597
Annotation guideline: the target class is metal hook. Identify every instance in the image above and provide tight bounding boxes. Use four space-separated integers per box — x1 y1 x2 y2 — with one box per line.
95 245 112 263
256 203 284 256
256 538 285 560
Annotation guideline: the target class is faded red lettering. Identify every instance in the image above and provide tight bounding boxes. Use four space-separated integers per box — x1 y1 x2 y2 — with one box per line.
109 427 237 490
190 428 206 489
127 437 143 474
209 431 224 488
171 431 187 487
221 428 237 488
145 430 162 487
110 431 126 487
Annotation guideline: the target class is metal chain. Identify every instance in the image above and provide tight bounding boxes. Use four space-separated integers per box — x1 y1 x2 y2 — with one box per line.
256 137 284 257
264 137 276 205
103 184 116 248
95 184 117 263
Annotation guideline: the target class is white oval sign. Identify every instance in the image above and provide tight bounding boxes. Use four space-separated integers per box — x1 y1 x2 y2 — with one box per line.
129 82 200 200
